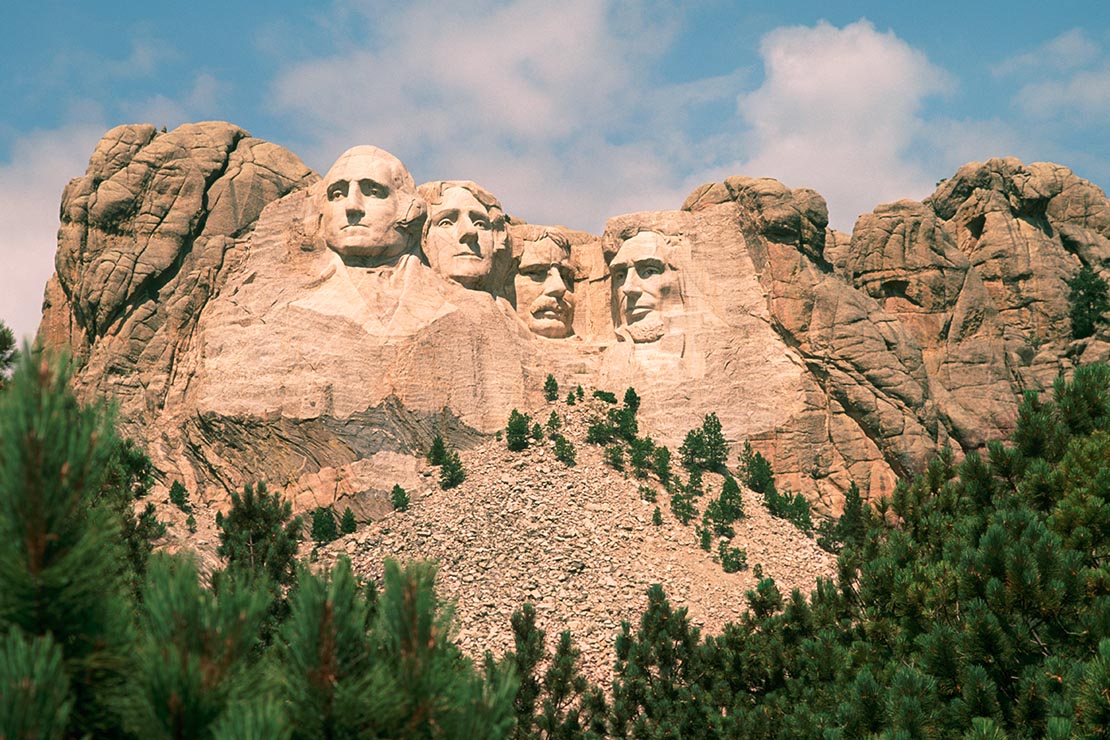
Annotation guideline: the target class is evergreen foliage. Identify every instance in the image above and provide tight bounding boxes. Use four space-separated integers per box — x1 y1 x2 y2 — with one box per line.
391 484 410 511
670 489 697 525
546 410 561 433
186 514 197 533
552 434 576 467
652 445 672 485
679 412 728 472
544 374 559 402
121 554 270 738
1067 265 1110 339
426 433 447 466
440 449 466 489
565 391 576 406
100 436 167 594
216 482 302 590
652 507 663 526
638 484 657 503
575 385 584 401
0 351 134 736
739 441 775 493
585 417 615 445
169 479 191 513
508 604 606 739
628 436 654 478
310 506 338 544
622 386 641 415
717 541 747 573
531 422 544 441
591 389 617 404
0 628 72 740
506 409 532 451
340 506 357 534
607 406 638 442
0 319 16 386
604 443 625 471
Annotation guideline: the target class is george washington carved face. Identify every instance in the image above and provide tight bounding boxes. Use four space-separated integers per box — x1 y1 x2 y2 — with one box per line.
316 146 425 267
515 232 575 338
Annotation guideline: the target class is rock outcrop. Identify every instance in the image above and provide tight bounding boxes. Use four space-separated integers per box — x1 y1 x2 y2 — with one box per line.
37 125 1110 518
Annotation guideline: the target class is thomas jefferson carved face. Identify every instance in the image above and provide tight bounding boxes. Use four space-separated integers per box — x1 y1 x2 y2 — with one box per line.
319 147 422 267
515 234 575 338
424 186 498 289
610 231 678 343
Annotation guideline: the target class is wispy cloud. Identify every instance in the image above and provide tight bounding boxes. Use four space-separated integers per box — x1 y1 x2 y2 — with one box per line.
992 28 1100 77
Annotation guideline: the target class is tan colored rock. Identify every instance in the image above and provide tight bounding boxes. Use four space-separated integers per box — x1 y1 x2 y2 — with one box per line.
36 125 1110 520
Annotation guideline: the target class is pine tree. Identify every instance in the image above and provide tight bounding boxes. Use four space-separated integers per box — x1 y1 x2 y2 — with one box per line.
0 319 16 388
623 386 641 415
270 557 379 739
311 506 338 544
544 374 559 402
427 434 447 466
0 628 72 740
531 422 544 441
604 443 625 471
121 553 270 738
740 441 775 494
679 428 705 470
391 483 411 511
546 410 561 433
340 507 357 534
565 391 576 406
169 479 191 513
653 445 672 484
216 482 302 589
610 584 719 736
506 409 532 451
652 507 663 526
440 450 466 489
1067 265 1110 339
0 351 134 736
628 436 654 479
370 560 517 737
701 412 728 470
553 434 576 467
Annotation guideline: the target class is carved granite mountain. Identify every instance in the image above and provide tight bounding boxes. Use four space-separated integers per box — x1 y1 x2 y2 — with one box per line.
37 124 1110 517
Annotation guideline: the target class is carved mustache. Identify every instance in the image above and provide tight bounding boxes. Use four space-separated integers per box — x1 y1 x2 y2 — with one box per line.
530 296 568 316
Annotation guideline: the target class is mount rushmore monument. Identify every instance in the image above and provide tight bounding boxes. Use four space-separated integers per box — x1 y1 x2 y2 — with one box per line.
37 121 1110 518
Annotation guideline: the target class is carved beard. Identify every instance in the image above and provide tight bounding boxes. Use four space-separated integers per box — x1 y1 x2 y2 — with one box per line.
625 315 665 343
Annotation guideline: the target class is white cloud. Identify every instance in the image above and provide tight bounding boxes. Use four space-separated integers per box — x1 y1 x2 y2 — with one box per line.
992 28 1101 77
1015 61 1110 120
729 20 952 230
269 0 696 229
0 124 106 341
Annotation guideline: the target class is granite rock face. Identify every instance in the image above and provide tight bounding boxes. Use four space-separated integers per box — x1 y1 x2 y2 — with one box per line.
38 125 1110 517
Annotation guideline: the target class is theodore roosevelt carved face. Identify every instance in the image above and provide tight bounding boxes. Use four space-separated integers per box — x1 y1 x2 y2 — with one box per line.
418 181 510 293
609 230 680 343
515 231 575 338
316 146 425 267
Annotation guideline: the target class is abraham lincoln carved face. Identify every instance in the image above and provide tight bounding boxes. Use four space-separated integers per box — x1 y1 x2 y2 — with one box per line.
609 230 679 343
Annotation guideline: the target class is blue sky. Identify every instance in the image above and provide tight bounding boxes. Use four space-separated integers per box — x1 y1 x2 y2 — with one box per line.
2 0 1108 339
